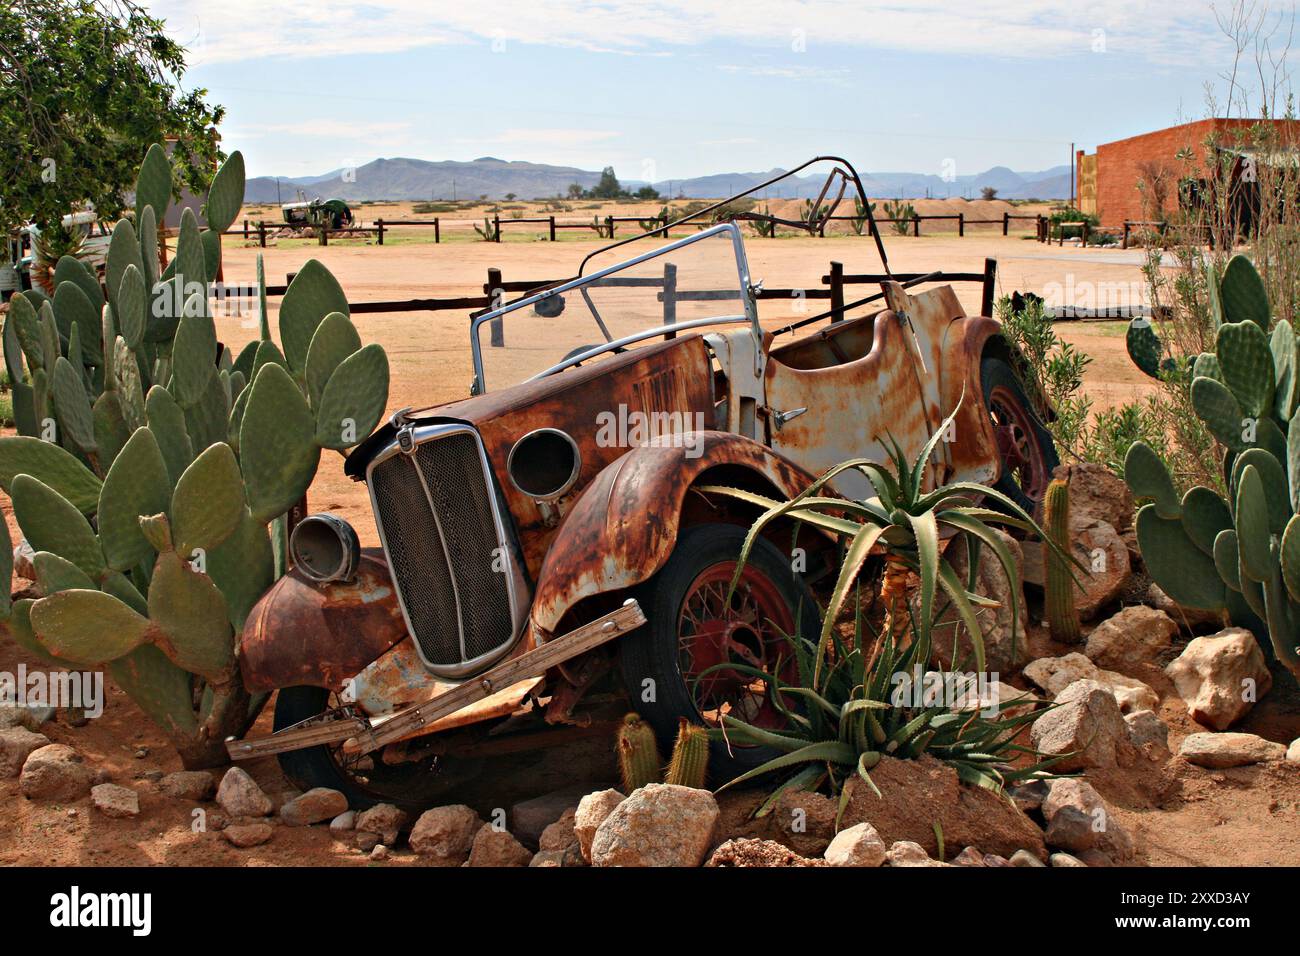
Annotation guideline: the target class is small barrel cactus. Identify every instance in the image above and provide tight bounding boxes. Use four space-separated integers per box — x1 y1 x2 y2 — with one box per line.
616 712 663 793
664 718 710 789
1042 478 1081 643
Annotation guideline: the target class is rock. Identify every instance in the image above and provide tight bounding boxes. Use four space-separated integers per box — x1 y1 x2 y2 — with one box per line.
951 846 985 866
823 823 887 867
923 528 1029 671
0 726 49 777
574 789 624 863
528 843 585 867
1078 849 1115 867
1042 778 1135 863
982 854 1011 867
590 784 719 867
1008 778 1049 814
354 803 407 845
508 785 588 847
839 754 1046 859
223 823 273 848
1179 732 1287 768
1029 679 1134 771
466 824 534 867
19 743 92 801
90 783 139 818
158 770 216 801
706 838 821 867
1010 849 1046 866
773 788 838 856
1144 583 1224 631
1023 653 1157 714
1084 606 1177 670
280 787 348 826
370 844 389 861
12 539 36 581
1051 852 1088 867
409 805 483 865
1064 517 1131 620
0 704 49 732
1165 629 1272 730
1125 710 1171 760
887 841 940 867
1288 739 1300 764
538 807 577 852
1052 462 1134 532
216 767 272 818
329 811 356 835
354 831 381 853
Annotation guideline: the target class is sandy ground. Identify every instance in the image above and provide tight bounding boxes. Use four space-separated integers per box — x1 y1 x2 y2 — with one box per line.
2 228 1295 866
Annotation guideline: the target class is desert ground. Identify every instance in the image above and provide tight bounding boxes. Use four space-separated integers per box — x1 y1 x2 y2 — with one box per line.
3 223 1293 867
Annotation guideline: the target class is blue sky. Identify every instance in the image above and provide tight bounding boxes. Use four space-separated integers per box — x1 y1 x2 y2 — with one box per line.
146 0 1282 180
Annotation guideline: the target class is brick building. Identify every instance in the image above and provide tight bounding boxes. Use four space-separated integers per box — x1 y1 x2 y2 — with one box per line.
1077 118 1300 227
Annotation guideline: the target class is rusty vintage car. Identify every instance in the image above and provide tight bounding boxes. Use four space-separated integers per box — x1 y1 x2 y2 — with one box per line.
231 158 1058 807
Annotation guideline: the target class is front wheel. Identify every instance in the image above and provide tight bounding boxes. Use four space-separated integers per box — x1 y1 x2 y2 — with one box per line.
619 523 818 784
980 355 1059 513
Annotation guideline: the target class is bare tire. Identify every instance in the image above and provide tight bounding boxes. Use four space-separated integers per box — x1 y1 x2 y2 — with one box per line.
619 523 817 784
981 355 1059 513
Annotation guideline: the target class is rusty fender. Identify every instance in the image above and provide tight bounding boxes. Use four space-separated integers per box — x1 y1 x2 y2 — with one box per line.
530 430 820 637
238 549 409 694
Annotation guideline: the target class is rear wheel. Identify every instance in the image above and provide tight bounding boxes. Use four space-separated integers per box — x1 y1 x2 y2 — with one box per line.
981 355 1058 513
273 686 482 811
619 523 816 784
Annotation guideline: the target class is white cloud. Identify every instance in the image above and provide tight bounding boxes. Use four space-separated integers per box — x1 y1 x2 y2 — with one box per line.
147 0 1223 66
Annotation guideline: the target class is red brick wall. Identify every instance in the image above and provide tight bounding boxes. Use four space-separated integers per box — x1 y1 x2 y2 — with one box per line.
1090 118 1300 227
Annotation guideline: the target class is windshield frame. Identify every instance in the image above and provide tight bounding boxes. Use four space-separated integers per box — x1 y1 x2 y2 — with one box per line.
470 222 758 392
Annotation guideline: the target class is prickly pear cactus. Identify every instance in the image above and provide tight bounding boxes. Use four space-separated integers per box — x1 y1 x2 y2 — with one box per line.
0 143 392 767
1123 255 1300 675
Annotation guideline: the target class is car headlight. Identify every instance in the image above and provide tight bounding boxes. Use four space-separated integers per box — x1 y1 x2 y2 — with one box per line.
290 513 361 583
507 428 581 501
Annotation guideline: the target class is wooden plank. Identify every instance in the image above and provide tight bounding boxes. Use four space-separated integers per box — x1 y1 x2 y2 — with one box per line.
225 600 646 762
345 599 646 755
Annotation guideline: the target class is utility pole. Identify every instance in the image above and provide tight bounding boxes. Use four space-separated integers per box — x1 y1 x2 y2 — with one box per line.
1070 142 1076 209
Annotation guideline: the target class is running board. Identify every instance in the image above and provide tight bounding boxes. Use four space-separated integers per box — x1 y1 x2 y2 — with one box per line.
225 599 646 762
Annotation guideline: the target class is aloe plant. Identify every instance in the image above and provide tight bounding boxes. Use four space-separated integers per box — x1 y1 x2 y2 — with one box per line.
0 143 391 767
694 407 1075 798
1124 255 1300 676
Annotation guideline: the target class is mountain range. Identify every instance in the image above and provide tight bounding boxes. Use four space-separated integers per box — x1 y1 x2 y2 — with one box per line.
243 157 1072 204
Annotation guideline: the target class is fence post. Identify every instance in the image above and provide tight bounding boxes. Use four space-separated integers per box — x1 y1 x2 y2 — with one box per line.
1002 212 1009 236
958 213 965 238
829 260 845 323
663 262 678 340
243 219 249 240
606 215 615 239
1081 221 1090 247
493 215 501 242
258 221 267 248
377 219 385 245
319 226 328 247
981 258 997 317
549 216 556 242
487 267 504 347
434 218 441 244
912 215 920 237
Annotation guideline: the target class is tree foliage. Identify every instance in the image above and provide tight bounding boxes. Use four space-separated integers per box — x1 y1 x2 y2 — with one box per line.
0 0 224 233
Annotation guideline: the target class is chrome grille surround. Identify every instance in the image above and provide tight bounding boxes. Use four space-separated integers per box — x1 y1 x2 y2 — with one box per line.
365 422 529 679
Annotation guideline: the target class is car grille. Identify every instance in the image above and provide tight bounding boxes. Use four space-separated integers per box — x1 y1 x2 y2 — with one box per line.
369 429 517 672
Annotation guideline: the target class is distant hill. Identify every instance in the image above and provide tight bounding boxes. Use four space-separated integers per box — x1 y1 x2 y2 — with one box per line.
244 156 1072 204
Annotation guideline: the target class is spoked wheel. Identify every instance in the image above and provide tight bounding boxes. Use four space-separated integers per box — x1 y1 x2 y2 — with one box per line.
980 355 1059 513
677 561 800 731
274 686 483 811
620 523 817 783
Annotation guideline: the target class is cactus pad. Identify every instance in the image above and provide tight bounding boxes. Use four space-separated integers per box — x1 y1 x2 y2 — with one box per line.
50 356 97 455
30 589 151 664
204 151 245 235
1135 503 1226 611
314 344 389 449
1216 320 1275 419
148 550 235 681
239 363 320 524
1126 319 1163 378
1220 254 1271 330
279 260 350 374
0 436 102 514
145 386 194 486
10 474 104 578
1191 376 1249 452
171 443 244 559
1180 486 1232 555
97 427 172 571
304 312 362 409
1123 442 1181 518
1235 464 1272 582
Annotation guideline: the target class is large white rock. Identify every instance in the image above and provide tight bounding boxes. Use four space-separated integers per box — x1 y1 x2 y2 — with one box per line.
1178 732 1287 768
590 784 718 867
1165 629 1272 730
